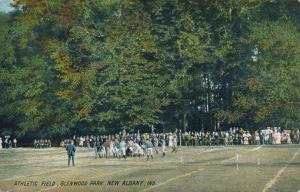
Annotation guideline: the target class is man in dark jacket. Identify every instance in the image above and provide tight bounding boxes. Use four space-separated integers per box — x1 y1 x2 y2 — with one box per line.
95 140 103 159
66 140 76 166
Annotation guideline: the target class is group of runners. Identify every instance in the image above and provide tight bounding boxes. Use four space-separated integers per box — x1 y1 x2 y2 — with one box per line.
64 132 178 161
63 133 178 166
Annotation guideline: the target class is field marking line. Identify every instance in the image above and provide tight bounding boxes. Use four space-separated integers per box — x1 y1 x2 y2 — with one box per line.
262 151 299 192
0 154 100 181
2 145 257 192
0 157 141 182
140 145 263 192
139 167 205 192
177 147 231 164
38 148 232 192
221 145 262 164
0 150 96 167
0 150 69 167
1 161 105 181
198 148 222 154
1 155 169 182
140 154 240 192
250 146 262 151
1 152 110 181
221 156 236 164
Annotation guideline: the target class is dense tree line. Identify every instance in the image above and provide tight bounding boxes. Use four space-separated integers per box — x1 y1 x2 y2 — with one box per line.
0 0 299 138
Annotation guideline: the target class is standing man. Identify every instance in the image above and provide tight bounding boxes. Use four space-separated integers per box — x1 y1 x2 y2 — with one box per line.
13 138 17 148
179 129 182 147
119 139 127 159
48 139 52 148
103 139 111 158
0 137 2 149
172 134 177 153
8 137 12 148
95 140 103 159
4 136 8 149
153 136 159 154
145 139 154 160
295 129 300 144
66 140 76 166
161 136 166 156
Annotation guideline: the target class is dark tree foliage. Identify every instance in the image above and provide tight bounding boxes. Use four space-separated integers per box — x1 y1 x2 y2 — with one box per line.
0 0 299 138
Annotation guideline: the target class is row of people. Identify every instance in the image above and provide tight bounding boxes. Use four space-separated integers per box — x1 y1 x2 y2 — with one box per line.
96 135 177 159
64 135 177 165
9 127 300 149
33 139 52 148
0 136 17 149
64 128 299 148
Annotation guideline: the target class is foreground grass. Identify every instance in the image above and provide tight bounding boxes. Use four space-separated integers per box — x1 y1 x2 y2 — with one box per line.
0 145 299 192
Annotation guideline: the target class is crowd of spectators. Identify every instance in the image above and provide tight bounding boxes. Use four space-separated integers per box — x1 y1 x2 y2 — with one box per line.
1 127 299 150
0 136 17 149
55 127 299 159
33 139 52 148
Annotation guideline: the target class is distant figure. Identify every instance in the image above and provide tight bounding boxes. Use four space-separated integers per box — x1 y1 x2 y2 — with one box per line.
8 138 12 148
168 134 173 147
95 140 103 159
133 143 144 157
4 137 9 148
161 137 166 156
60 140 65 148
255 131 260 145
34 139 37 148
66 140 76 166
0 137 2 149
145 139 154 160
153 137 159 154
119 139 127 159
103 139 111 158
79 136 84 147
47 139 52 148
172 134 177 153
243 132 249 145
86 136 90 148
13 138 17 148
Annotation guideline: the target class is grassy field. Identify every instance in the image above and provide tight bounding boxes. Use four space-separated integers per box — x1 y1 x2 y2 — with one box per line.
0 145 299 192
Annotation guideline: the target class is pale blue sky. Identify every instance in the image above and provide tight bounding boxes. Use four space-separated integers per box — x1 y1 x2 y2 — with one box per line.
0 0 14 13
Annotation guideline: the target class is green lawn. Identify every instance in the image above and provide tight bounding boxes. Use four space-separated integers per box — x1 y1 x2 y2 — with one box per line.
0 145 299 192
